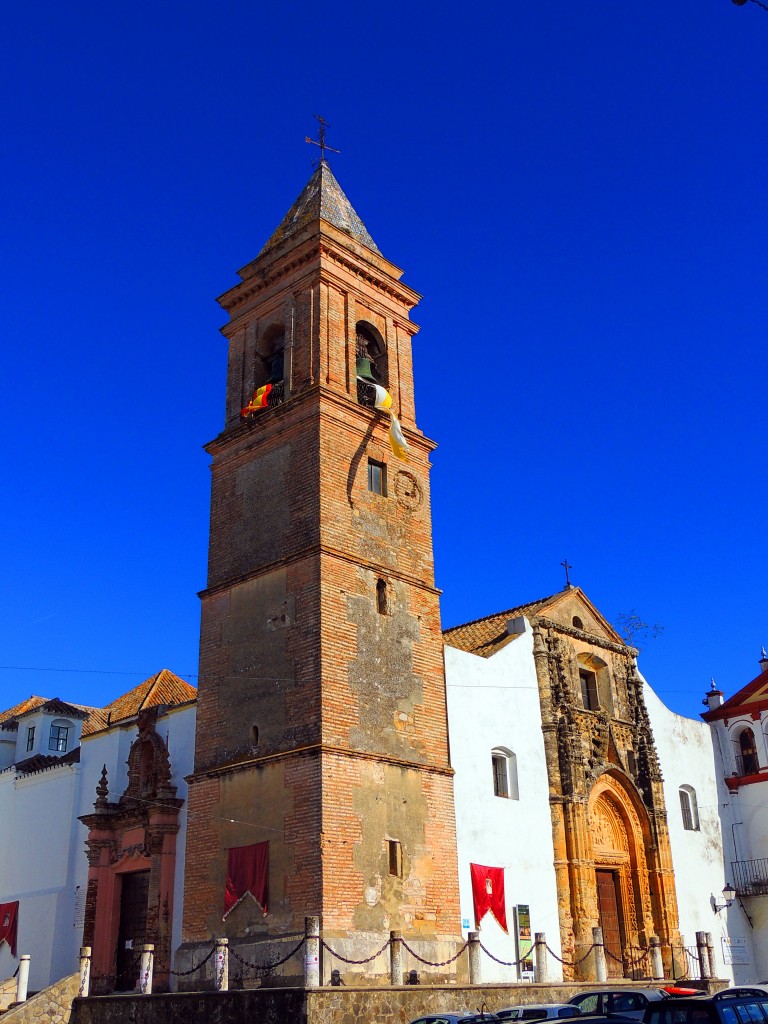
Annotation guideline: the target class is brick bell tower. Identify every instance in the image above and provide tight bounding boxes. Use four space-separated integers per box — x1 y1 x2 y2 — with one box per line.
179 159 462 979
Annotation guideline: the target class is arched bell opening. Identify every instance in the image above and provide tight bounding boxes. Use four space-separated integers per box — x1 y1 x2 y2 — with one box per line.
252 323 287 407
355 321 387 407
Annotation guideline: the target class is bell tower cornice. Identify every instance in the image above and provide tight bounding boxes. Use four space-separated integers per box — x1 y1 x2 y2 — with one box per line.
217 221 422 319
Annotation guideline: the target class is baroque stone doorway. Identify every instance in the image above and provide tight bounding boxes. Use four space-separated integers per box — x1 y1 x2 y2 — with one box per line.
588 772 662 978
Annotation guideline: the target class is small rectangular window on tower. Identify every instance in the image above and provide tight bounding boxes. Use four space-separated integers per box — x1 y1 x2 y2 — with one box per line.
388 839 403 877
367 459 386 496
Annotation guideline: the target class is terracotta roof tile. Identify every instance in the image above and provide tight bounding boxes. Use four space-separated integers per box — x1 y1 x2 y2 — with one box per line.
443 591 565 658
0 696 48 727
14 747 81 774
82 669 196 735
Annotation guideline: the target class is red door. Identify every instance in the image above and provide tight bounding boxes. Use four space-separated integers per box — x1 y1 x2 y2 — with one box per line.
595 869 625 977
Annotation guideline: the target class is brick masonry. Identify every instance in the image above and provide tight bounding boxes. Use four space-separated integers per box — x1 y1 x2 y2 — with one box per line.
181 186 462 966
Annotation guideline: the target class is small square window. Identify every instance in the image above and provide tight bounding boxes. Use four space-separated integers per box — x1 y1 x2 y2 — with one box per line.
49 725 69 753
26 726 35 752
367 459 386 496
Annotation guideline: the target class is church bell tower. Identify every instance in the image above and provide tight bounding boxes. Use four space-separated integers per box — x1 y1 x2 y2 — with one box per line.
180 158 462 976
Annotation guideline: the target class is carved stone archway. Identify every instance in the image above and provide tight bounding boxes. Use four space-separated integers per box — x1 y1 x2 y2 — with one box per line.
587 771 679 978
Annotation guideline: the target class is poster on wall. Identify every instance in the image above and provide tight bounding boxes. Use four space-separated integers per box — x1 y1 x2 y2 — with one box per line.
722 937 750 965
514 904 534 981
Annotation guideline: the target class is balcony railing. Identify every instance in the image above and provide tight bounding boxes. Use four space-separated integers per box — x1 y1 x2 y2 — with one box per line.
356 379 377 409
265 381 285 408
732 858 768 897
734 753 761 777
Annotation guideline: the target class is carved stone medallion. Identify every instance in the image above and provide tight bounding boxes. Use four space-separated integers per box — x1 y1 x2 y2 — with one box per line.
394 470 422 510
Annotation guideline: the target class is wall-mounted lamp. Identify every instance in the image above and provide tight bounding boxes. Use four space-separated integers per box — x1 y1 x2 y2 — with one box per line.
712 883 737 914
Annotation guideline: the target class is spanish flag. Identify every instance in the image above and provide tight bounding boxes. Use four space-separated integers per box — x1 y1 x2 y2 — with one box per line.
357 378 409 461
241 384 272 417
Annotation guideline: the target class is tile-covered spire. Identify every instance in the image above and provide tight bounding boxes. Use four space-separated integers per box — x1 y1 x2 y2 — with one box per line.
259 160 381 257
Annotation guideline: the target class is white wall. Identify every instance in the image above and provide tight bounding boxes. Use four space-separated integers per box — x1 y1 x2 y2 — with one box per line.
446 622 562 982
0 763 81 989
644 681 755 983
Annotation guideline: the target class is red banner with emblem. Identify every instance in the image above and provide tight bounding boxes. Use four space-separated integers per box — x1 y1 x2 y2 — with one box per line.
470 863 507 932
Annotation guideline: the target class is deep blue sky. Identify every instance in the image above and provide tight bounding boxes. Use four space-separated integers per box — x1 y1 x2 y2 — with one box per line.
2 1 765 721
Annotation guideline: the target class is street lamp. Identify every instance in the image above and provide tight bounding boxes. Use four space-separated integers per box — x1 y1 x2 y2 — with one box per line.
712 883 737 914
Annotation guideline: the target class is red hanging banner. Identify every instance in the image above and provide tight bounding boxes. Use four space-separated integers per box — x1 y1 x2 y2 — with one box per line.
223 842 269 918
469 863 508 932
0 901 18 956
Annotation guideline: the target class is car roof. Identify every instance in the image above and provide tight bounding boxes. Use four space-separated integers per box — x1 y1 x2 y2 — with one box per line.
499 1004 578 1011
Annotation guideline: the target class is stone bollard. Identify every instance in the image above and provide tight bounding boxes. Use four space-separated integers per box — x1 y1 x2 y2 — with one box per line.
649 937 664 981
15 955 30 1003
468 931 481 985
390 930 403 985
78 946 92 997
706 933 716 980
139 944 154 994
534 932 548 983
215 937 229 991
304 916 320 988
592 927 607 983
696 932 711 980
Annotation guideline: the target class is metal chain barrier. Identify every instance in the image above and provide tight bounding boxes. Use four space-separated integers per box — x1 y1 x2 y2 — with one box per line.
546 942 597 968
165 944 217 978
228 937 305 973
479 942 527 968
400 938 469 967
321 938 390 966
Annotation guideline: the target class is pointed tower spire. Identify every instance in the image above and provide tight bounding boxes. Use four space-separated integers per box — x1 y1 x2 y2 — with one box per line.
259 161 381 258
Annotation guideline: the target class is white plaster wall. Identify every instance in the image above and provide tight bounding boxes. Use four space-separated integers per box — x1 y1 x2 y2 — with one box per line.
446 624 562 983
712 722 768 984
644 681 754 984
0 763 81 989
164 703 195 968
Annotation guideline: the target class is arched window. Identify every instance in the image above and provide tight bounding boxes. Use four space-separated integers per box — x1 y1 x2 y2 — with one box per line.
679 785 700 831
48 718 71 753
376 579 388 615
356 322 387 406
491 748 519 800
246 323 286 409
572 616 584 630
737 727 760 776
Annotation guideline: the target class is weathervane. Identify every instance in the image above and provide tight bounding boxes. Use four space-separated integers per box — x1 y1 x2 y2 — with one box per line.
305 115 340 164
560 559 573 589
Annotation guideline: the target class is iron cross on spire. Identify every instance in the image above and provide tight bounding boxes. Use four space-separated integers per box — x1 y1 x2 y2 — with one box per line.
560 559 574 589
305 115 341 163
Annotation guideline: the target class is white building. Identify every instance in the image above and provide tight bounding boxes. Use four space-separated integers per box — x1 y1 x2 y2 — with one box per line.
0 672 195 992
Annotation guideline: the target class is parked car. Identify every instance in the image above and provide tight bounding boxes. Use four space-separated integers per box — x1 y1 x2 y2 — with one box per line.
569 989 674 1020
496 1004 583 1021
642 989 768 1024
409 1013 501 1024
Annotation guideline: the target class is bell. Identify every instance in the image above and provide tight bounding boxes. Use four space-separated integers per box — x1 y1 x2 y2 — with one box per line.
267 352 284 383
356 355 380 383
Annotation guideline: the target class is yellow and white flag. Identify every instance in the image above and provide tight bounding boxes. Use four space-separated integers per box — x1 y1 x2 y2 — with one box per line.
357 378 409 461
372 384 393 412
388 415 409 461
